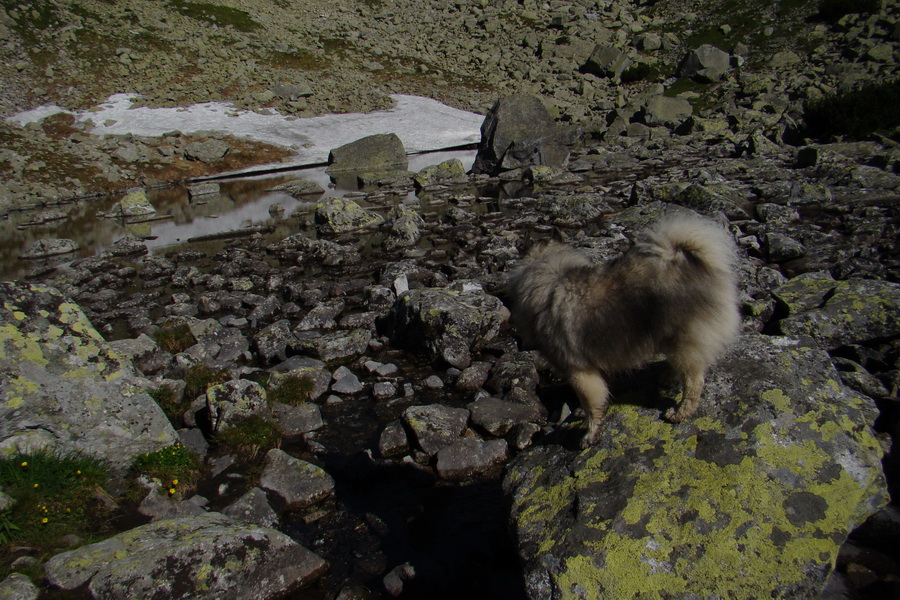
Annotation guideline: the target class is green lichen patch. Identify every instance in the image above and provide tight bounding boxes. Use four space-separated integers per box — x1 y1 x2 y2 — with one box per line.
505 334 886 599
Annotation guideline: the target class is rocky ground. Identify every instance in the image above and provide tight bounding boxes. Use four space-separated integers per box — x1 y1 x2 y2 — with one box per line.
1 1 900 600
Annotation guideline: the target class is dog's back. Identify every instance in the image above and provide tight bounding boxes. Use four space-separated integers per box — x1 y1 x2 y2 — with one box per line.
508 215 740 375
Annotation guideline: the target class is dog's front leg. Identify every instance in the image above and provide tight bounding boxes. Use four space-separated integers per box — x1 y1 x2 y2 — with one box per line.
665 369 705 423
570 370 610 448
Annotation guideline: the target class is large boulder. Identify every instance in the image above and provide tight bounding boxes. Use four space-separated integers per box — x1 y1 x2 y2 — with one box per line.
504 334 886 600
679 44 731 82
315 196 385 234
582 45 633 80
44 513 326 600
471 94 581 176
325 133 407 173
0 282 177 474
381 284 507 369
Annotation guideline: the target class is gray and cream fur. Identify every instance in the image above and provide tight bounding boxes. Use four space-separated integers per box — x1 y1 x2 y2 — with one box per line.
507 214 740 447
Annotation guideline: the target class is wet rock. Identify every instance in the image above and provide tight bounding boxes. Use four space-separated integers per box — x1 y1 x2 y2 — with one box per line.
402 404 470 456
187 182 220 200
102 189 156 220
775 275 900 349
107 234 148 257
414 158 468 188
259 448 335 511
0 573 38 600
44 513 326 599
315 197 385 234
222 487 279 528
0 282 177 474
468 397 544 437
325 133 407 173
383 285 506 369
372 381 397 400
294 328 372 363
680 44 731 81
504 334 886 600
472 94 581 176
384 205 424 249
435 437 509 480
206 379 270 432
19 238 79 259
378 420 410 458
266 178 325 197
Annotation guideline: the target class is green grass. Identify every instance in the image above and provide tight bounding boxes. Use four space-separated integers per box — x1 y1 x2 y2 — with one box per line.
153 323 197 354
266 374 315 406
213 415 281 458
184 364 230 400
148 383 190 427
131 443 201 498
0 450 111 557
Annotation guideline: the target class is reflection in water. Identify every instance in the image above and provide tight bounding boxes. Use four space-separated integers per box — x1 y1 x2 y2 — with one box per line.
0 150 476 280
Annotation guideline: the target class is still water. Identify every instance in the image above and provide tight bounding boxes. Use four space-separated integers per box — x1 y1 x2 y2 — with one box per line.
0 150 476 280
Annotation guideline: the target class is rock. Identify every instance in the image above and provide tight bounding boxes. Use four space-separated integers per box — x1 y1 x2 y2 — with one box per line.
680 44 731 81
294 328 372 362
471 94 581 176
0 282 177 475
107 234 148 257
206 379 270 432
640 94 693 128
775 276 900 349
272 402 323 435
504 334 886 600
0 573 38 600
583 44 633 80
266 178 325 197
107 333 170 376
315 197 385 234
378 420 410 458
764 232 807 262
401 404 470 456
383 286 507 369
435 437 509 480
259 448 335 510
297 299 345 331
385 205 424 249
267 365 331 402
184 139 229 163
325 133 407 173
187 182 220 199
222 487 280 528
331 365 364 394
19 238 79 259
414 158 468 188
272 81 314 99
468 397 544 437
455 361 492 392
102 189 156 220
254 320 297 365
44 513 326 599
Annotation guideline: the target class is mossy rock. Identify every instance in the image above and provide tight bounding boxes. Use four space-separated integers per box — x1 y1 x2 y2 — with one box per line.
504 334 886 600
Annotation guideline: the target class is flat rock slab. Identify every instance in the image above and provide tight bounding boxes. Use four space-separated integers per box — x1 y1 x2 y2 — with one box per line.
402 404 470 456
435 437 509 480
504 334 886 600
44 513 326 600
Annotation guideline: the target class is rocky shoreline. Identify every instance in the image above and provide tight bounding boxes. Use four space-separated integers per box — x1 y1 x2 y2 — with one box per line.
1 1 900 599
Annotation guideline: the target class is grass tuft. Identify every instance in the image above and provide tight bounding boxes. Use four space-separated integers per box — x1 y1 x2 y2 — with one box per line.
213 415 281 458
267 374 316 406
131 443 201 498
153 323 197 354
184 364 230 400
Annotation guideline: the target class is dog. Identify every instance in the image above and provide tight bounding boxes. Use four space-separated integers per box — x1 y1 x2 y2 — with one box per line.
506 214 740 448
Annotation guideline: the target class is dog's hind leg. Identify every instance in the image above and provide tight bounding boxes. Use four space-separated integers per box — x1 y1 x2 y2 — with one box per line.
664 367 705 423
570 370 610 448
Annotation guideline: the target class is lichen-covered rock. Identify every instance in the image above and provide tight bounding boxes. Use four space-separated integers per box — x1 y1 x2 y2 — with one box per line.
402 404 470 456
383 285 506 369
102 189 156 220
775 275 900 349
414 158 468 188
0 282 177 473
293 328 372 363
503 334 886 600
44 513 326 600
0 572 38 600
206 379 270 432
254 319 296 365
266 178 325 197
19 238 79 259
315 197 385 234
325 133 407 173
259 448 335 511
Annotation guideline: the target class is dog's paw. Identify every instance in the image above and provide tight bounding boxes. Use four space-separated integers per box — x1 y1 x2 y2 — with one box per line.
665 406 695 423
580 427 602 449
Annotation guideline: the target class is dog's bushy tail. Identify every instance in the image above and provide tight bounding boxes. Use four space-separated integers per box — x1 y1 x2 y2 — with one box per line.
634 215 737 276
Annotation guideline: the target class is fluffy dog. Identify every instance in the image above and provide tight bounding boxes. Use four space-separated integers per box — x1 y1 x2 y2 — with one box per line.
507 214 740 448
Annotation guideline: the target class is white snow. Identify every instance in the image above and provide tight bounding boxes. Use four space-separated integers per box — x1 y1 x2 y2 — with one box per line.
7 93 484 169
